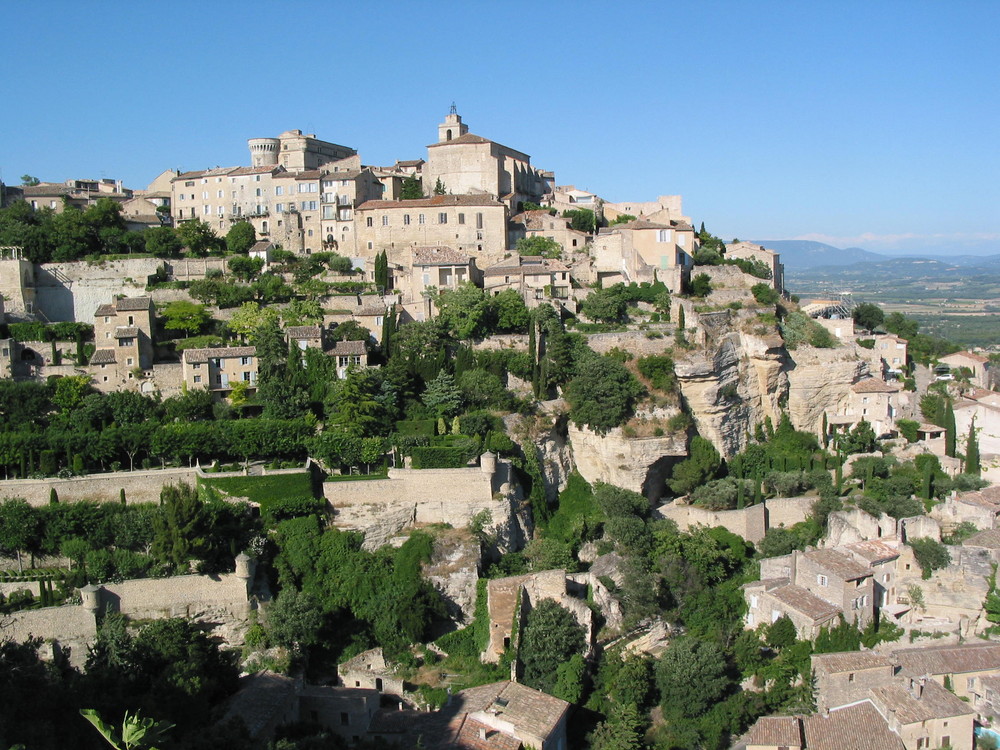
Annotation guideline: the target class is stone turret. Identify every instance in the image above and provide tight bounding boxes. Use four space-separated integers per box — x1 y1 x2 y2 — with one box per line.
480 451 497 477
248 137 280 167
79 583 103 617
234 552 254 582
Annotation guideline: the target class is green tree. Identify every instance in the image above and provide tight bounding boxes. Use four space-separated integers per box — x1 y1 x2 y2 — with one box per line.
945 401 957 458
225 221 256 254
655 637 729 720
433 178 447 195
422 371 463 418
668 436 722 496
265 587 325 650
519 599 586 694
144 226 183 257
852 302 885 332
690 273 712 298
176 219 219 256
401 175 424 200
227 254 264 282
162 301 209 338
515 235 562 258
151 483 206 570
909 537 951 579
565 353 643 434
226 302 279 342
374 250 389 291
52 374 94 413
589 702 644 750
434 282 493 339
751 283 779 305
766 615 797 648
562 208 596 233
80 709 174 750
0 499 42 572
493 288 530 332
20 175 40 186
965 418 981 476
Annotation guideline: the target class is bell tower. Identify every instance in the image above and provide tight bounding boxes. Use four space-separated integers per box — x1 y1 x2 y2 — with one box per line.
437 103 469 143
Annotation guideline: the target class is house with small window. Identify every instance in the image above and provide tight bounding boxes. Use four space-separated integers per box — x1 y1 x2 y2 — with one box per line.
328 340 368 379
509 209 590 255
588 218 692 292
88 296 156 391
181 346 257 398
483 255 572 309
939 351 991 389
285 325 325 352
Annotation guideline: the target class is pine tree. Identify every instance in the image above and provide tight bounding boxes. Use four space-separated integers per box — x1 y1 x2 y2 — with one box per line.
965 417 981 476
433 178 447 195
945 401 957 458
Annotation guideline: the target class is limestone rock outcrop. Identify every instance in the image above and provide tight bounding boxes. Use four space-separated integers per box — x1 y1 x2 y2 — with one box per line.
786 345 873 435
506 409 575 503
423 531 482 623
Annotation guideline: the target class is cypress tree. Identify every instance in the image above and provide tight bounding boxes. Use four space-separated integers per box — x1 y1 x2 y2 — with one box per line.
753 478 763 505
677 305 686 332
965 418 981 476
120 488 127 506
835 454 843 493
49 488 58 505
945 402 957 458
737 480 745 509
921 461 933 500
822 412 829 448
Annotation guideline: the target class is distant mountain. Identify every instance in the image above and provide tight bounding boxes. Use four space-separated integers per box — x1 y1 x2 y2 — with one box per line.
751 240 886 269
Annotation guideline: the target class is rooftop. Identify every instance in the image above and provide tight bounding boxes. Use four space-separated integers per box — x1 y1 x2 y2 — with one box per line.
851 378 899 394
330 340 367 356
870 679 972 724
745 716 802 747
803 701 904 750
842 539 901 564
769 584 842 623
941 350 989 364
802 548 872 580
115 296 152 312
113 327 140 338
891 642 1000 677
286 325 322 339
358 194 504 210
221 671 297 739
183 346 256 364
812 650 893 675
963 529 1000 549
89 349 116 364
460 681 569 742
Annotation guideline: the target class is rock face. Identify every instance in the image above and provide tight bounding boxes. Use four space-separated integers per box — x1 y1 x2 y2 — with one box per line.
423 531 482 624
674 331 788 458
785 345 873 435
506 409 575 503
567 417 687 499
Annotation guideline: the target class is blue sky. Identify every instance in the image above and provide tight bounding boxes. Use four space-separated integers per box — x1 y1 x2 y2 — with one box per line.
3 1 998 256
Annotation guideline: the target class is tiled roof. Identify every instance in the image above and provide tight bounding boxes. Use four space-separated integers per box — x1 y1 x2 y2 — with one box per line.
843 539 900 564
459 681 569 743
941 350 989 364
967 388 1000 401
954 487 1000 510
172 167 239 181
611 219 671 231
182 346 256 364
356 304 387 316
22 185 70 196
395 159 424 167
483 257 569 277
892 642 1000 677
803 549 872 580
228 165 282 176
428 133 493 148
870 679 972 724
851 378 899 394
802 701 904 750
249 240 275 253
286 325 322 339
222 670 298 739
95 304 116 317
357 194 504 210
454 717 522 750
963 529 1000 549
330 340 367 355
745 716 802 747
113 327 139 338
812 650 893 674
115 296 152 312
412 246 471 266
89 349 116 364
769 584 842 623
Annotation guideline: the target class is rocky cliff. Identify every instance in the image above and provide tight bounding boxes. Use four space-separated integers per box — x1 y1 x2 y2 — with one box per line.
785 344 873 435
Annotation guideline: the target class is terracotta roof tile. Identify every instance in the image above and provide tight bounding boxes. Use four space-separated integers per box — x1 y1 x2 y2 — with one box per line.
746 715 802 747
892 642 1000 677
412 246 471 266
803 549 872 580
89 349 116 364
115 296 153 312
286 325 322 339
843 539 901 564
851 378 899 394
113 327 140 338
803 701 904 749
812 650 893 674
769 584 843 622
183 346 256 364
870 679 972 724
963 529 1000 549
330 340 367 355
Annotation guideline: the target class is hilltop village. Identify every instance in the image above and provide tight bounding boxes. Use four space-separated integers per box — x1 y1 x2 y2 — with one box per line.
0 112 999 750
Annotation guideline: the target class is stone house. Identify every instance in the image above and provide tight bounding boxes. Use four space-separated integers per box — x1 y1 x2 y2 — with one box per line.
328 340 368 379
812 651 895 712
841 377 900 438
89 296 156 390
423 109 551 212
589 218 693 292
509 209 590 255
891 642 1000 701
954 395 1000 456
939 351 991 389
354 194 508 269
319 166 385 256
747 702 906 750
931 486 1000 531
285 325 325 352
181 345 257 397
726 241 785 294
961 528 1000 562
869 678 974 750
842 538 902 610
872 334 908 378
337 648 404 696
482 256 572 308
483 569 593 665
971 673 1000 724
745 549 875 638
603 194 688 224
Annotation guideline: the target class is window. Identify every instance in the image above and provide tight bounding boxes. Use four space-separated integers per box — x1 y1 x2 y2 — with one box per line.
848 673 855 682
438 212 447 224
185 181 195 187
404 214 411 225
276 203 284 213
193 375 202 384
382 215 389 226
476 213 483 229
367 241 373 250
366 217 373 227
275 186 283 195
193 363 201 369
458 213 465 224
658 229 670 243
817 575 828 586
202 191 208 200
218 190 224 198
477 231 484 240
243 372 252 382
126 357 134 366
340 713 349 726
418 214 425 224
203 205 210 215
255 188 262 197
241 356 252 365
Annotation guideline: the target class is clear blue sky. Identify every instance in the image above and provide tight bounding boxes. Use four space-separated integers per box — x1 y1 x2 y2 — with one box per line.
3 1 998 256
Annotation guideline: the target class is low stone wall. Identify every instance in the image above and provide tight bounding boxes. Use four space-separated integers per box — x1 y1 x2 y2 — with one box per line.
582 330 674 357
0 466 200 506
766 496 815 529
3 605 98 667
656 501 768 542
0 580 41 597
323 462 526 551
35 259 161 322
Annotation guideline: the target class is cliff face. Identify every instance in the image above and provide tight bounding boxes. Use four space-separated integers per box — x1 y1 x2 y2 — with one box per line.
506 410 575 504
785 345 872 435
567 417 688 498
674 331 788 458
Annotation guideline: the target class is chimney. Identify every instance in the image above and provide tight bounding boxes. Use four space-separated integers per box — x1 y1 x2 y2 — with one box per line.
479 727 488 740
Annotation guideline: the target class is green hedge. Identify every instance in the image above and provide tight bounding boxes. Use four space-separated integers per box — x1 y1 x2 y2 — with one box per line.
396 419 437 437
410 446 471 469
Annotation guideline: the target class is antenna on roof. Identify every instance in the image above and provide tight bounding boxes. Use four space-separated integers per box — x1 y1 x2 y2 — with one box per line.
450 102 457 115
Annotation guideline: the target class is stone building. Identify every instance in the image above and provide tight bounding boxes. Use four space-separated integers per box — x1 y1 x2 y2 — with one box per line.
869 678 974 750
482 256 572 309
0 247 37 315
745 702 905 750
285 325 325 352
588 218 693 292
248 129 356 171
842 538 901 610
328 340 367 379
181 345 257 398
509 209 590 255
354 194 508 268
422 109 551 210
319 166 385 256
337 648 404 696
812 651 895 712
725 241 785 294
89 296 156 390
939 351 991 389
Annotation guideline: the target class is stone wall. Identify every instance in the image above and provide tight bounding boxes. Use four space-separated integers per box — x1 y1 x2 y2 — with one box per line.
323 460 528 552
766 496 816 529
2 605 97 666
34 259 161 322
584 329 677 357
656 501 768 542
823 508 898 547
0 466 200 507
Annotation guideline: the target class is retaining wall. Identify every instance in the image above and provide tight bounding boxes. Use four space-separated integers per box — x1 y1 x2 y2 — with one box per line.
0 467 200 506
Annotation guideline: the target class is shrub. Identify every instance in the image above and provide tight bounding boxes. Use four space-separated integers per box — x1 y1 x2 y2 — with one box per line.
637 354 676 392
751 283 779 305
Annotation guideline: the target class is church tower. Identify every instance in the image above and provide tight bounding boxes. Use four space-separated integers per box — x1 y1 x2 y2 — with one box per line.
437 103 469 143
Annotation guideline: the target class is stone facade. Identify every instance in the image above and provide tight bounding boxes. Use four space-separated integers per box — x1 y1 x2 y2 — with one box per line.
0 466 200 506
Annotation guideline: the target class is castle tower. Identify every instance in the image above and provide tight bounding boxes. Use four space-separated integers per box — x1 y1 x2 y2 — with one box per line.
79 583 103 618
248 137 280 167
437 104 469 143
